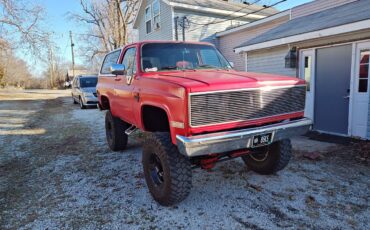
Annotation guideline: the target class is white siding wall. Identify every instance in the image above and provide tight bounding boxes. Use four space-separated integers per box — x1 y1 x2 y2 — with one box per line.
247 46 296 77
217 16 289 71
291 0 357 19
174 9 248 44
137 0 174 41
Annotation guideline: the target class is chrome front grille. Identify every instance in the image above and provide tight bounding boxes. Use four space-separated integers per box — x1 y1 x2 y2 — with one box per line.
189 85 306 127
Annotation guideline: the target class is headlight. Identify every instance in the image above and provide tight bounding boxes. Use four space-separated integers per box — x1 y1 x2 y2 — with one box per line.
83 92 94 97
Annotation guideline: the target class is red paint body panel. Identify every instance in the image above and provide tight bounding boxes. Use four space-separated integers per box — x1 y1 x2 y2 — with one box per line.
97 41 306 145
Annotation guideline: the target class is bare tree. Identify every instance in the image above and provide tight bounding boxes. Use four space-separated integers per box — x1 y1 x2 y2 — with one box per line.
70 0 139 60
0 47 34 88
0 0 49 56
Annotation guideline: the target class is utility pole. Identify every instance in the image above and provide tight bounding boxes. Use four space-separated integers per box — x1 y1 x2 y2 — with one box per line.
69 31 75 78
47 44 55 88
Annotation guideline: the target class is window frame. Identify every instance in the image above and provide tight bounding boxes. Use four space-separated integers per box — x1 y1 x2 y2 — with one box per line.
121 47 137 77
100 49 122 75
358 49 369 93
145 5 152 34
152 0 161 31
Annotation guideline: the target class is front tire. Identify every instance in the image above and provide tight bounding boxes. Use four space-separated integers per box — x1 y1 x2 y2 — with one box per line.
79 97 86 109
142 133 192 206
242 139 292 175
105 110 128 151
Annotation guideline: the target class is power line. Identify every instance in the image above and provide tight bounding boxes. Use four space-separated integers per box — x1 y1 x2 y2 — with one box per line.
187 0 287 31
194 0 262 25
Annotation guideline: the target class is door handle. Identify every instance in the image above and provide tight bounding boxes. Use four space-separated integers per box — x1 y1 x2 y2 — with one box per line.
343 95 350 99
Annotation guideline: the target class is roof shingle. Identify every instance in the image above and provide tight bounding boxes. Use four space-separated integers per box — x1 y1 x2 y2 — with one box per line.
235 0 370 49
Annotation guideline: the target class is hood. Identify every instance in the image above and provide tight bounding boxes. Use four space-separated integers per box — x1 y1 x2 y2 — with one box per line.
81 87 97 93
148 70 305 93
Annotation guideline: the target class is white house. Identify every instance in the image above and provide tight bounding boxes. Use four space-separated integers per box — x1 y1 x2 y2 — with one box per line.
231 0 370 139
132 0 278 43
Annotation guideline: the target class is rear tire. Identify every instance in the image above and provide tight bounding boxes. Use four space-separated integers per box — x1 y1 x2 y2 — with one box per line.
105 110 128 151
242 139 292 175
72 95 77 104
142 132 192 206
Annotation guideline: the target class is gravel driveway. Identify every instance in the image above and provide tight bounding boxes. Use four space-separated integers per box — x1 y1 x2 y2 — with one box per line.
0 90 369 230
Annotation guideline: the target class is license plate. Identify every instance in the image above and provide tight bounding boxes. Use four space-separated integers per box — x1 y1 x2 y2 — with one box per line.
251 133 273 148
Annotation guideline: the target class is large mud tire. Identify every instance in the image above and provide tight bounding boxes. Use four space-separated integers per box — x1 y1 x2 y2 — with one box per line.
105 110 128 151
242 139 292 175
142 132 192 206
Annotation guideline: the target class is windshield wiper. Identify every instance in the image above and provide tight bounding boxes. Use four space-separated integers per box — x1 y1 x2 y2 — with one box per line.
161 66 178 70
196 64 218 69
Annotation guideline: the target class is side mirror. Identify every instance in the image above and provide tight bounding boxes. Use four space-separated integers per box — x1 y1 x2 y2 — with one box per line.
110 64 126 75
229 62 234 68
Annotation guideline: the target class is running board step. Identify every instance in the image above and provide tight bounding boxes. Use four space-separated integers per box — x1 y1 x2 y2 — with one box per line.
125 125 137 135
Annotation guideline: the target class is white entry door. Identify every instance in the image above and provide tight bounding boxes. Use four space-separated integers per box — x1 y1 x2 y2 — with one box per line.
299 49 315 120
351 42 370 138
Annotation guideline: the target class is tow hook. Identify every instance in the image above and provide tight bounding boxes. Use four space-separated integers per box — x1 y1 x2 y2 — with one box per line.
125 125 137 135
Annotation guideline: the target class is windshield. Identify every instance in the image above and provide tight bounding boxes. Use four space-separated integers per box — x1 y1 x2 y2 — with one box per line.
141 43 231 72
79 77 98 88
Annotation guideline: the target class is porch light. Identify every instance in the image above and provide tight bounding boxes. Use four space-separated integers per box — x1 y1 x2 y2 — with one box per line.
285 47 297 68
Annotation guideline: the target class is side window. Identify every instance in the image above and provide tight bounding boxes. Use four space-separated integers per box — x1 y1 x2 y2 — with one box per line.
358 50 369 93
101 50 121 75
304 56 312 92
122 48 137 76
145 6 152 34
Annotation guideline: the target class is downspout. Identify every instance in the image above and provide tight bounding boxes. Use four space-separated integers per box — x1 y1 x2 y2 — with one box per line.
174 16 179 41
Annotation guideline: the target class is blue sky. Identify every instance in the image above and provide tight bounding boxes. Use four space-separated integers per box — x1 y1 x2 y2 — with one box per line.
30 0 313 74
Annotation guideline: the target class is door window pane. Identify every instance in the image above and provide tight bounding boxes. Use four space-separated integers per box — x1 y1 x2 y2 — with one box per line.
360 51 369 64
122 48 136 76
358 50 369 92
303 56 311 91
101 50 121 74
359 79 368 92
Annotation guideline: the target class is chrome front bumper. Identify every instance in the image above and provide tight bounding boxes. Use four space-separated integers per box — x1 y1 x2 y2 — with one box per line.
176 118 313 157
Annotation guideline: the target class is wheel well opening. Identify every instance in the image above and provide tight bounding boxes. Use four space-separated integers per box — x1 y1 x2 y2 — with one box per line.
142 105 170 132
101 96 110 110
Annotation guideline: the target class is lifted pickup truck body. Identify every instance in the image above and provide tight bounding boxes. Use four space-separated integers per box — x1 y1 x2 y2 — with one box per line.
97 41 312 206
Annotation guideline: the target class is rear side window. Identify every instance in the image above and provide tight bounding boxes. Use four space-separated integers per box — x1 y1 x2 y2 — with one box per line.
100 50 121 74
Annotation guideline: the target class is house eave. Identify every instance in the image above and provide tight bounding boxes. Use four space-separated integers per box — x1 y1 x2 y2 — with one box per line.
216 10 290 37
133 0 144 29
168 2 266 20
234 19 370 53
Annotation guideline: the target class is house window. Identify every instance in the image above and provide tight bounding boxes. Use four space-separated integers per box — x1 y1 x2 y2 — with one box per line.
358 50 369 93
304 56 312 91
145 6 152 34
152 0 160 30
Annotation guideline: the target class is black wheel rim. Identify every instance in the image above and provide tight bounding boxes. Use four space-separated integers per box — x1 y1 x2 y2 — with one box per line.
149 154 164 186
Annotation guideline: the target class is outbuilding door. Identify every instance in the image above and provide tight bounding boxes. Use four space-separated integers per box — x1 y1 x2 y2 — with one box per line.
351 42 370 138
299 49 315 120
314 45 352 135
